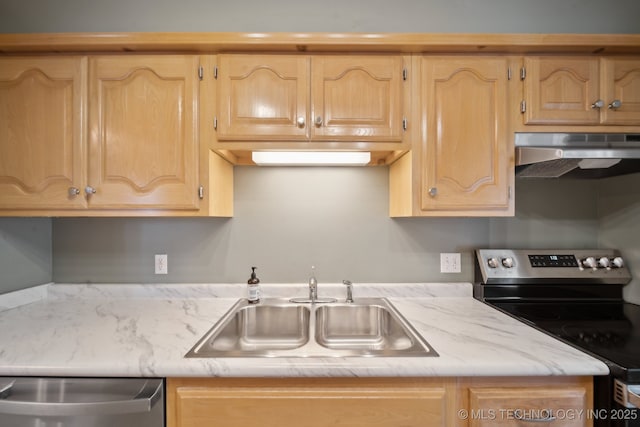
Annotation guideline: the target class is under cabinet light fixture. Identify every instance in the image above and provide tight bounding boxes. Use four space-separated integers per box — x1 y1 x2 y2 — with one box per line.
251 151 371 166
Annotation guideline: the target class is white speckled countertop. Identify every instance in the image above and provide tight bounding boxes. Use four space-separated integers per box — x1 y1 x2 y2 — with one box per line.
0 282 609 378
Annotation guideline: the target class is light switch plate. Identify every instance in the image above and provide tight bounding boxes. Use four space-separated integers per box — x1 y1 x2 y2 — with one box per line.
440 253 461 273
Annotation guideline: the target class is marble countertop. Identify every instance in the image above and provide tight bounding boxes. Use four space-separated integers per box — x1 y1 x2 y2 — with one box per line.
0 282 609 378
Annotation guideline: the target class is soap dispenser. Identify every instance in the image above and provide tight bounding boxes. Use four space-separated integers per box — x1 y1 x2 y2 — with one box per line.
247 266 261 304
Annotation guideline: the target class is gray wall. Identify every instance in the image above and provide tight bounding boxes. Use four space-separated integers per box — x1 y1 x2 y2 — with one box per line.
0 218 52 293
52 167 600 284
598 174 640 304
1 0 639 34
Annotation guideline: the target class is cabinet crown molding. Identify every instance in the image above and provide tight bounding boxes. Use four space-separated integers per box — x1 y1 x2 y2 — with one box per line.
1 32 640 54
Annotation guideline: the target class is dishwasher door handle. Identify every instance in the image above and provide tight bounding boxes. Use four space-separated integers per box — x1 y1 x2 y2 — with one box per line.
0 379 162 417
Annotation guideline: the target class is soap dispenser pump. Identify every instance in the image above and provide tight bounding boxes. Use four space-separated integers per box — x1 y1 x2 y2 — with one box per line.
247 266 261 304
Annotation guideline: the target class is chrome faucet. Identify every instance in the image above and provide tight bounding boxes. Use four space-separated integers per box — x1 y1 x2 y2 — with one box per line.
308 266 318 302
289 266 337 304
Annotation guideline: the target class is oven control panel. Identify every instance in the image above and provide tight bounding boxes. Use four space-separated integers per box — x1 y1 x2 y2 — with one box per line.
476 249 632 285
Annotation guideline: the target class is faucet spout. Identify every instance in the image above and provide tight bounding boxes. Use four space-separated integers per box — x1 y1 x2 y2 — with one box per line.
308 266 318 302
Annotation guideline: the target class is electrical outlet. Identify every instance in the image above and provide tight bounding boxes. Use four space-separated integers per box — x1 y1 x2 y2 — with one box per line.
440 253 461 273
155 254 168 275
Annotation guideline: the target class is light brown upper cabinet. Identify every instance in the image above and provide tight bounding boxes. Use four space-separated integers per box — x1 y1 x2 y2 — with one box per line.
522 56 640 126
0 54 232 216
390 56 514 217
88 55 201 210
215 54 407 143
0 57 86 210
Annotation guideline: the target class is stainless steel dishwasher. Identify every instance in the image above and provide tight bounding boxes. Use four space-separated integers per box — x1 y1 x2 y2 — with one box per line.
0 377 164 427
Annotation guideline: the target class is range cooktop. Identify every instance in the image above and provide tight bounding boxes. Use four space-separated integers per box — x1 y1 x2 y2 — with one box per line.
474 249 638 381
492 300 640 381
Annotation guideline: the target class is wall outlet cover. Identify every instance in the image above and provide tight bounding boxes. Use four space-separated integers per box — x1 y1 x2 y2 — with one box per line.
440 253 461 273
155 254 168 275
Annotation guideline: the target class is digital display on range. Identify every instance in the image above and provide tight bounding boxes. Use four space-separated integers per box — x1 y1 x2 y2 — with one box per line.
528 254 578 267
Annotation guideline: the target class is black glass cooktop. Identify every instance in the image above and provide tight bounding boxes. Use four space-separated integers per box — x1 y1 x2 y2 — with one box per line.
490 301 640 382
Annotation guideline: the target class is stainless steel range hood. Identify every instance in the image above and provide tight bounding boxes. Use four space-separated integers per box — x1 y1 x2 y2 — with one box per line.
516 133 640 178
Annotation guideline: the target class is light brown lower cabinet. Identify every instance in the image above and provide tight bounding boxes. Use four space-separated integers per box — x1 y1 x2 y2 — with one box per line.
465 377 593 427
167 376 592 427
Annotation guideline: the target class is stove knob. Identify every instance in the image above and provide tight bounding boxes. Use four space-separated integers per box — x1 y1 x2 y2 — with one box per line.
487 257 500 269
501 257 514 268
581 257 597 270
612 256 625 268
598 257 611 270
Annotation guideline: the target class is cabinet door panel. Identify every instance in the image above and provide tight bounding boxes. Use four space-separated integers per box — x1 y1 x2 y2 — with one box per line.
421 57 510 212
0 57 86 209
311 56 404 141
89 56 199 209
601 58 640 125
172 385 447 427
217 55 309 140
469 387 589 427
524 57 600 125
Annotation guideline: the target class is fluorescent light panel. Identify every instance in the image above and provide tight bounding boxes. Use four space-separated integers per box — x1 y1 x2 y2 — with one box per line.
252 151 371 166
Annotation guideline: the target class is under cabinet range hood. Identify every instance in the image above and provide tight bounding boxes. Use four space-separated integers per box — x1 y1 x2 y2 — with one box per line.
516 133 640 178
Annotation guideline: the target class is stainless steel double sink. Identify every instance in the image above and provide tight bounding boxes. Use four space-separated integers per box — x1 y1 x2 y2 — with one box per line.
185 298 438 358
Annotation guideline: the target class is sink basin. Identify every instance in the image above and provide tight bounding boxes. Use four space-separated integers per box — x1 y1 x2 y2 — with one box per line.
185 298 437 358
315 304 415 351
185 301 310 357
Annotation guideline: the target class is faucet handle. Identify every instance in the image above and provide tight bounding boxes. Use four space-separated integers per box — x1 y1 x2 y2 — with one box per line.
343 280 353 303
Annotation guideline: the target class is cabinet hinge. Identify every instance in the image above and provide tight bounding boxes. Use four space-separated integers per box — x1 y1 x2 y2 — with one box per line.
520 100 526 114
520 67 526 80
213 117 218 130
214 66 218 79
198 66 204 81
507 67 512 81
402 117 408 131
198 185 204 200
508 186 512 199
402 68 408 81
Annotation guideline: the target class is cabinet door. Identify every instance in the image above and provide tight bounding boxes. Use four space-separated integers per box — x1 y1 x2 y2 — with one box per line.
88 56 200 210
601 57 640 125
420 57 511 214
468 386 589 427
523 57 600 125
217 55 309 140
168 378 448 427
311 55 404 141
0 57 86 210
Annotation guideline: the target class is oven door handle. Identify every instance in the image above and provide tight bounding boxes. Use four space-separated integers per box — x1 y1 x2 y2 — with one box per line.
0 379 162 417
615 379 640 408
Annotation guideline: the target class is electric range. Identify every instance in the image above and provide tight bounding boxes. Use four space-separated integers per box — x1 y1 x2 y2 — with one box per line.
474 249 640 427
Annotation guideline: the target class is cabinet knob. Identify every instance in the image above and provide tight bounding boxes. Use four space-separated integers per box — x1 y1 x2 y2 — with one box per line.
314 116 323 127
428 187 437 197
296 116 305 128
68 187 80 197
591 99 604 109
609 99 622 110
85 186 97 196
